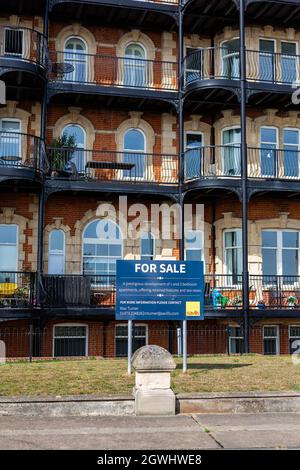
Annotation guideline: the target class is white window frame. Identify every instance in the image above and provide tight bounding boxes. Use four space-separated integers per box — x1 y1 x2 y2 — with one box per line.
280 40 298 84
115 323 148 357
260 126 279 177
185 131 204 149
259 38 277 81
220 37 240 79
221 126 241 176
223 228 242 283
185 229 204 267
53 323 88 357
263 325 279 355
140 232 155 260
4 27 24 58
289 325 300 354
48 229 65 275
282 127 300 178
64 36 88 83
261 229 300 279
82 219 123 279
0 224 18 273
122 128 147 181
62 123 86 172
0 118 22 160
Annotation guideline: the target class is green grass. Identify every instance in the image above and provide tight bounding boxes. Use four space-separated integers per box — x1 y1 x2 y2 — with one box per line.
0 355 299 396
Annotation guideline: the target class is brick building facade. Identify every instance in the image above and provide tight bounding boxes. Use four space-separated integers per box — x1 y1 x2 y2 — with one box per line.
1 0 300 358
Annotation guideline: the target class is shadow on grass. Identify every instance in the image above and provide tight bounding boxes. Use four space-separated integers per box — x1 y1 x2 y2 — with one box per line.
176 363 253 371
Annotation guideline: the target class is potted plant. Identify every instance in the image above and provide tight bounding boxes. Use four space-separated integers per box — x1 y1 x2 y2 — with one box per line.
48 134 77 175
231 296 242 308
287 295 297 309
13 286 29 307
257 299 266 309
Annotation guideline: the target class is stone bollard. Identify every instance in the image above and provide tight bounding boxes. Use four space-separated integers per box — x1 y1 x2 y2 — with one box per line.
131 345 176 416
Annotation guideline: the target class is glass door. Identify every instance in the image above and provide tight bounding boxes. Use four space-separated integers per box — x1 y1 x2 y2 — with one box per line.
283 129 300 178
0 120 21 166
260 127 277 177
259 39 275 82
221 39 240 80
281 42 297 84
124 44 146 88
222 128 241 176
185 133 203 180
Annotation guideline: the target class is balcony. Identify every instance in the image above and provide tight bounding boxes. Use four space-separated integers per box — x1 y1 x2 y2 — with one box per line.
183 145 300 190
184 47 299 103
48 50 177 102
46 147 178 186
41 275 116 309
0 272 36 309
0 26 47 78
0 132 46 181
250 275 300 311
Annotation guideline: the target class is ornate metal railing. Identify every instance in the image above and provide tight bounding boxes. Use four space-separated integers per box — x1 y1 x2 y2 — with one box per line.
0 132 46 173
0 272 36 309
49 50 177 91
0 25 47 68
47 147 178 184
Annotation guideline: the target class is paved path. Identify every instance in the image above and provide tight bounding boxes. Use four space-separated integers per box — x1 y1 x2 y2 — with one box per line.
0 413 300 449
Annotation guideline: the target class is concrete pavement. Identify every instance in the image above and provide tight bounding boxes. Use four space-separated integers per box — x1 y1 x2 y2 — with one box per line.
0 413 300 449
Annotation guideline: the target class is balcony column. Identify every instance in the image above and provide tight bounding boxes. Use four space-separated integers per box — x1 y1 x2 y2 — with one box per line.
178 4 187 371
239 0 249 353
37 0 49 305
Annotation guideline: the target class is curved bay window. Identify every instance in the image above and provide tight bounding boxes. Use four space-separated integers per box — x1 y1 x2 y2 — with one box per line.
124 43 146 87
64 37 87 83
123 128 146 179
83 219 123 285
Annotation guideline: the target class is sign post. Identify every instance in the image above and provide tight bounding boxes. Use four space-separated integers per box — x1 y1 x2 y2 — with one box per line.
127 320 132 375
116 260 204 372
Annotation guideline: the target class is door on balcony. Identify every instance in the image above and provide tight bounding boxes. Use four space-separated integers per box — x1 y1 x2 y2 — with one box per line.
48 230 65 275
0 119 21 165
0 225 18 283
64 37 87 83
224 229 242 286
124 44 146 88
141 232 155 260
260 127 277 177
259 39 275 82
62 124 86 173
123 129 146 180
185 230 203 262
185 133 203 180
4 28 23 58
221 39 240 80
281 41 297 84
283 129 300 178
222 128 241 176
262 230 300 285
185 47 203 85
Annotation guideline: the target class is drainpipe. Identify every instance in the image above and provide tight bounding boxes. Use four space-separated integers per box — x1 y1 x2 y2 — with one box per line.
239 0 249 353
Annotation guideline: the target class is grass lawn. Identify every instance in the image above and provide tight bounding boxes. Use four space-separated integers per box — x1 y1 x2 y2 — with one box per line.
0 355 299 397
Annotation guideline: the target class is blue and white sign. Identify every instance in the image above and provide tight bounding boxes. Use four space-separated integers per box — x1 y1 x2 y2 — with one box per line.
116 260 204 321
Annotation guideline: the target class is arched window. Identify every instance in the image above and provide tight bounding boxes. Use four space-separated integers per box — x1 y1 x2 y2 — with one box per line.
141 232 155 260
83 220 122 281
63 124 86 172
123 128 146 179
48 229 65 275
124 43 146 87
64 37 87 83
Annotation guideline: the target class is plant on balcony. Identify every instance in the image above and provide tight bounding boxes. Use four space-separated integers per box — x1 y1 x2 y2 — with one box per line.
287 295 297 309
257 299 266 309
48 134 77 173
13 286 29 306
231 296 242 308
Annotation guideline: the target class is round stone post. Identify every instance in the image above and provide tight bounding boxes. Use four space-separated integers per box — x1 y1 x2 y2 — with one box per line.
131 345 176 416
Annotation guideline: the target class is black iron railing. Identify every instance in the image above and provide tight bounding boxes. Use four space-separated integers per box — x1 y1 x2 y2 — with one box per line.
49 50 177 91
249 275 300 310
0 132 46 173
41 274 116 308
184 47 300 87
0 272 36 308
184 145 241 181
47 147 178 184
0 25 47 67
183 145 300 182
